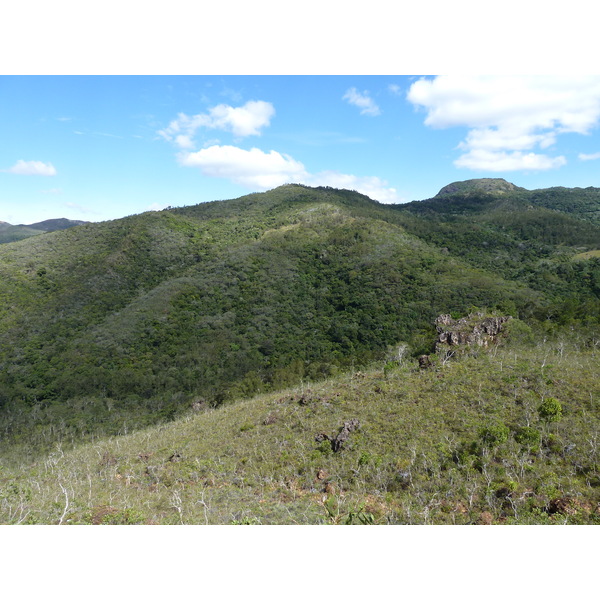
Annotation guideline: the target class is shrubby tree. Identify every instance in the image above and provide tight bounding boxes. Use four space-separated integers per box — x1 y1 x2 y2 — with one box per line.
538 397 563 423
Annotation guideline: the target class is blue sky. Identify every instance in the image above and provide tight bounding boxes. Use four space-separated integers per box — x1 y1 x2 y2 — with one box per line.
3 74 600 224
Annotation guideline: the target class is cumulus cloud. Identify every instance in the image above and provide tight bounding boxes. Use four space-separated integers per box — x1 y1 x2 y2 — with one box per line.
304 171 400 203
158 100 275 148
2 160 57 176
407 75 600 171
178 145 400 202
179 145 305 189
343 87 381 116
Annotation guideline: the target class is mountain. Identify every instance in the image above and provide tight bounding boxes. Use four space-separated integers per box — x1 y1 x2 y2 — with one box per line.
435 177 527 197
0 218 88 244
393 180 600 299
25 218 89 232
0 182 599 470
399 178 600 225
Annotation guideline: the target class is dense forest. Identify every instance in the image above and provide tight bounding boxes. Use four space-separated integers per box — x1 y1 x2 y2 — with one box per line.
0 179 599 524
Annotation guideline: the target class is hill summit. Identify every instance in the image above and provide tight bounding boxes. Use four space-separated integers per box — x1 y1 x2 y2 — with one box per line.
435 178 526 197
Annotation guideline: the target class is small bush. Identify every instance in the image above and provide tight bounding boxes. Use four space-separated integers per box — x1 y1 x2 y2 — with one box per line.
514 426 541 450
504 319 535 345
538 397 563 423
480 423 510 447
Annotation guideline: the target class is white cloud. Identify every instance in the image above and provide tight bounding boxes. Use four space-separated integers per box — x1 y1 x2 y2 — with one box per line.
455 150 566 171
407 75 600 171
64 202 99 216
579 151 600 161
177 144 401 202
178 145 306 189
174 134 195 149
304 171 400 203
159 100 275 148
343 87 381 116
2 160 57 176
147 202 169 212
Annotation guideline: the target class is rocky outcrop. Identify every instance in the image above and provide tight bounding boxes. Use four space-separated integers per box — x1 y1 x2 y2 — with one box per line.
315 419 360 453
418 355 433 369
434 313 511 352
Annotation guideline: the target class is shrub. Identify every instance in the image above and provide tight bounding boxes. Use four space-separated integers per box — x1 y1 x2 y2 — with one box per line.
480 423 510 447
514 426 541 450
538 397 563 423
504 318 535 345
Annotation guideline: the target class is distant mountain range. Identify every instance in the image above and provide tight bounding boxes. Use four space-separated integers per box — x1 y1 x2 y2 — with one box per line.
0 218 88 244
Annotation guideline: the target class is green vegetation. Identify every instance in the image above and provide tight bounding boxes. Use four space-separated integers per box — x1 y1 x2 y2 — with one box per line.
0 218 87 244
0 180 598 524
0 335 597 524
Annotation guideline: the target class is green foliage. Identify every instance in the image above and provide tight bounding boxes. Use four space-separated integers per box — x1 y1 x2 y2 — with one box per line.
538 397 563 423
480 422 510 447
503 319 535 346
0 219 87 245
96 508 147 525
514 426 541 451
230 517 262 525
0 338 598 524
344 503 376 525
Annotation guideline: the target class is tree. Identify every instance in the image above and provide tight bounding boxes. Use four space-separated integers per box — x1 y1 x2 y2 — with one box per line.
538 397 563 423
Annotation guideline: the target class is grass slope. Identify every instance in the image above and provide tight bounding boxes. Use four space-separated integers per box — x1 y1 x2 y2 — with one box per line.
2 334 598 525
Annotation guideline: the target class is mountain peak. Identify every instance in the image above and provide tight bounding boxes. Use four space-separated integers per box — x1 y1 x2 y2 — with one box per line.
435 178 526 197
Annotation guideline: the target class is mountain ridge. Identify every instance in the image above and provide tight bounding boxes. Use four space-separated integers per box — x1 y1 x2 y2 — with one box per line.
0 218 88 244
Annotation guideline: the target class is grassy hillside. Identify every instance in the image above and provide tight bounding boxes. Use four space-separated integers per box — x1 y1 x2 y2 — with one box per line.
1 333 598 524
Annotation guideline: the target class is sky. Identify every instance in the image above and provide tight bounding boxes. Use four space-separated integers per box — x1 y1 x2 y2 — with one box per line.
2 74 600 224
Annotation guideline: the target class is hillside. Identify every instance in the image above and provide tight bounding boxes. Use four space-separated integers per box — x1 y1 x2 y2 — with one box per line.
393 180 600 319
1 332 598 524
0 181 599 494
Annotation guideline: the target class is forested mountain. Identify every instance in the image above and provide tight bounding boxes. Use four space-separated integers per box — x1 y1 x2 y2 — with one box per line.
0 181 599 488
0 218 88 244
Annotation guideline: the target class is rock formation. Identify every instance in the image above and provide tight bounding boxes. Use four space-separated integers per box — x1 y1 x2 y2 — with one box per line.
434 313 512 352
315 419 360 453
